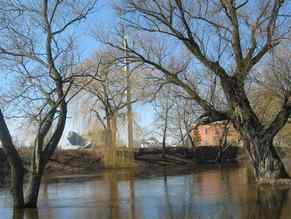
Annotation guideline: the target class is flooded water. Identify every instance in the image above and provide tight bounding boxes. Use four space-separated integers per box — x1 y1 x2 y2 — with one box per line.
0 165 290 219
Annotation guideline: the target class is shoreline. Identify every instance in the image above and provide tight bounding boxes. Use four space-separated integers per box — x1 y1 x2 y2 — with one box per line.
1 146 290 188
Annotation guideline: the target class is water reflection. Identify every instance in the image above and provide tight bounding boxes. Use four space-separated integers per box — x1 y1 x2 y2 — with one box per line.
248 187 289 219
12 209 39 219
1 165 291 219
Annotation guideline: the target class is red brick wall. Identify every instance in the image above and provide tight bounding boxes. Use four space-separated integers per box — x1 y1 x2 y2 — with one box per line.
191 122 241 146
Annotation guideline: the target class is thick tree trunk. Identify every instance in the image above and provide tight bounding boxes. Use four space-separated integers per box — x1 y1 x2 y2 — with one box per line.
0 110 25 208
220 77 290 180
104 112 118 167
24 168 43 208
24 100 67 208
244 137 289 180
10 164 25 208
105 112 117 147
24 174 42 208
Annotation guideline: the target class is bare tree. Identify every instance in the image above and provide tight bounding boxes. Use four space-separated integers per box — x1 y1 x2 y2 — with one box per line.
0 0 96 208
171 96 198 149
76 50 137 166
249 49 291 147
109 0 291 181
153 85 174 158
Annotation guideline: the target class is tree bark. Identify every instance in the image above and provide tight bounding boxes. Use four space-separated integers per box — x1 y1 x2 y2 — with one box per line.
105 112 117 147
24 170 43 208
104 112 118 167
243 137 289 180
0 110 25 208
10 163 25 208
221 77 289 180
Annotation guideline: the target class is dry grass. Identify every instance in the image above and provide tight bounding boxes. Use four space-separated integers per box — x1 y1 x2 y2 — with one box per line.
97 145 136 169
12 145 136 170
16 147 101 159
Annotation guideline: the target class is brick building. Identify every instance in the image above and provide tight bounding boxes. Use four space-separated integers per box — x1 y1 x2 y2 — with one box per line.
191 121 241 146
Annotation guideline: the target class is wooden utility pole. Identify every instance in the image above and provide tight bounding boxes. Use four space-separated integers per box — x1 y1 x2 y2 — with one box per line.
124 36 134 149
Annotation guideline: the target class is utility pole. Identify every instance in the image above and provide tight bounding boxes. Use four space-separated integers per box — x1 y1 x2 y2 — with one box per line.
124 36 134 149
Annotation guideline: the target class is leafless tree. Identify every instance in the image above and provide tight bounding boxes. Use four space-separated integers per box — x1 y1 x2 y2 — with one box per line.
153 85 174 157
0 0 97 208
79 51 138 147
171 96 198 149
249 48 291 147
109 0 291 181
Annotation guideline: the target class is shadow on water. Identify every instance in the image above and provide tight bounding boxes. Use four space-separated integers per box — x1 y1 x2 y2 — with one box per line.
2 165 291 219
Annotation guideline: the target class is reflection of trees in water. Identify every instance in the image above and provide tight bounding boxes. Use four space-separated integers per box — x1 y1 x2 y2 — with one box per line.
162 171 196 219
42 177 48 200
163 174 174 219
13 209 24 219
190 166 290 219
128 179 136 219
11 168 291 219
127 169 136 219
104 171 119 219
181 175 194 219
13 208 39 219
105 169 137 219
247 187 289 219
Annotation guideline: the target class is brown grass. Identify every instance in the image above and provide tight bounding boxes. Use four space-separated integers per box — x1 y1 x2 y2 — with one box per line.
97 145 136 169
15 146 136 170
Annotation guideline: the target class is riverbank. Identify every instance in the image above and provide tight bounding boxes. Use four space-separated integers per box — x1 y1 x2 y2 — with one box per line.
1 146 291 187
0 149 104 187
0 147 197 187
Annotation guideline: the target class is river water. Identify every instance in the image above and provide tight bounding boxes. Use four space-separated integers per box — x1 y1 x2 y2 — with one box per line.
0 165 290 219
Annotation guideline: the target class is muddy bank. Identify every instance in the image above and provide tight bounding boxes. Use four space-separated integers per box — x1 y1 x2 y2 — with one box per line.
0 149 103 187
46 149 102 174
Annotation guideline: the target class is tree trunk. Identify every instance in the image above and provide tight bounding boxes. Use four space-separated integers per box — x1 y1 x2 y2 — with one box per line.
244 137 289 180
105 112 117 147
104 112 118 167
162 127 167 159
24 100 67 208
0 110 25 208
24 152 44 208
10 164 25 208
111 112 117 147
221 77 289 180
162 111 169 159
24 171 43 208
